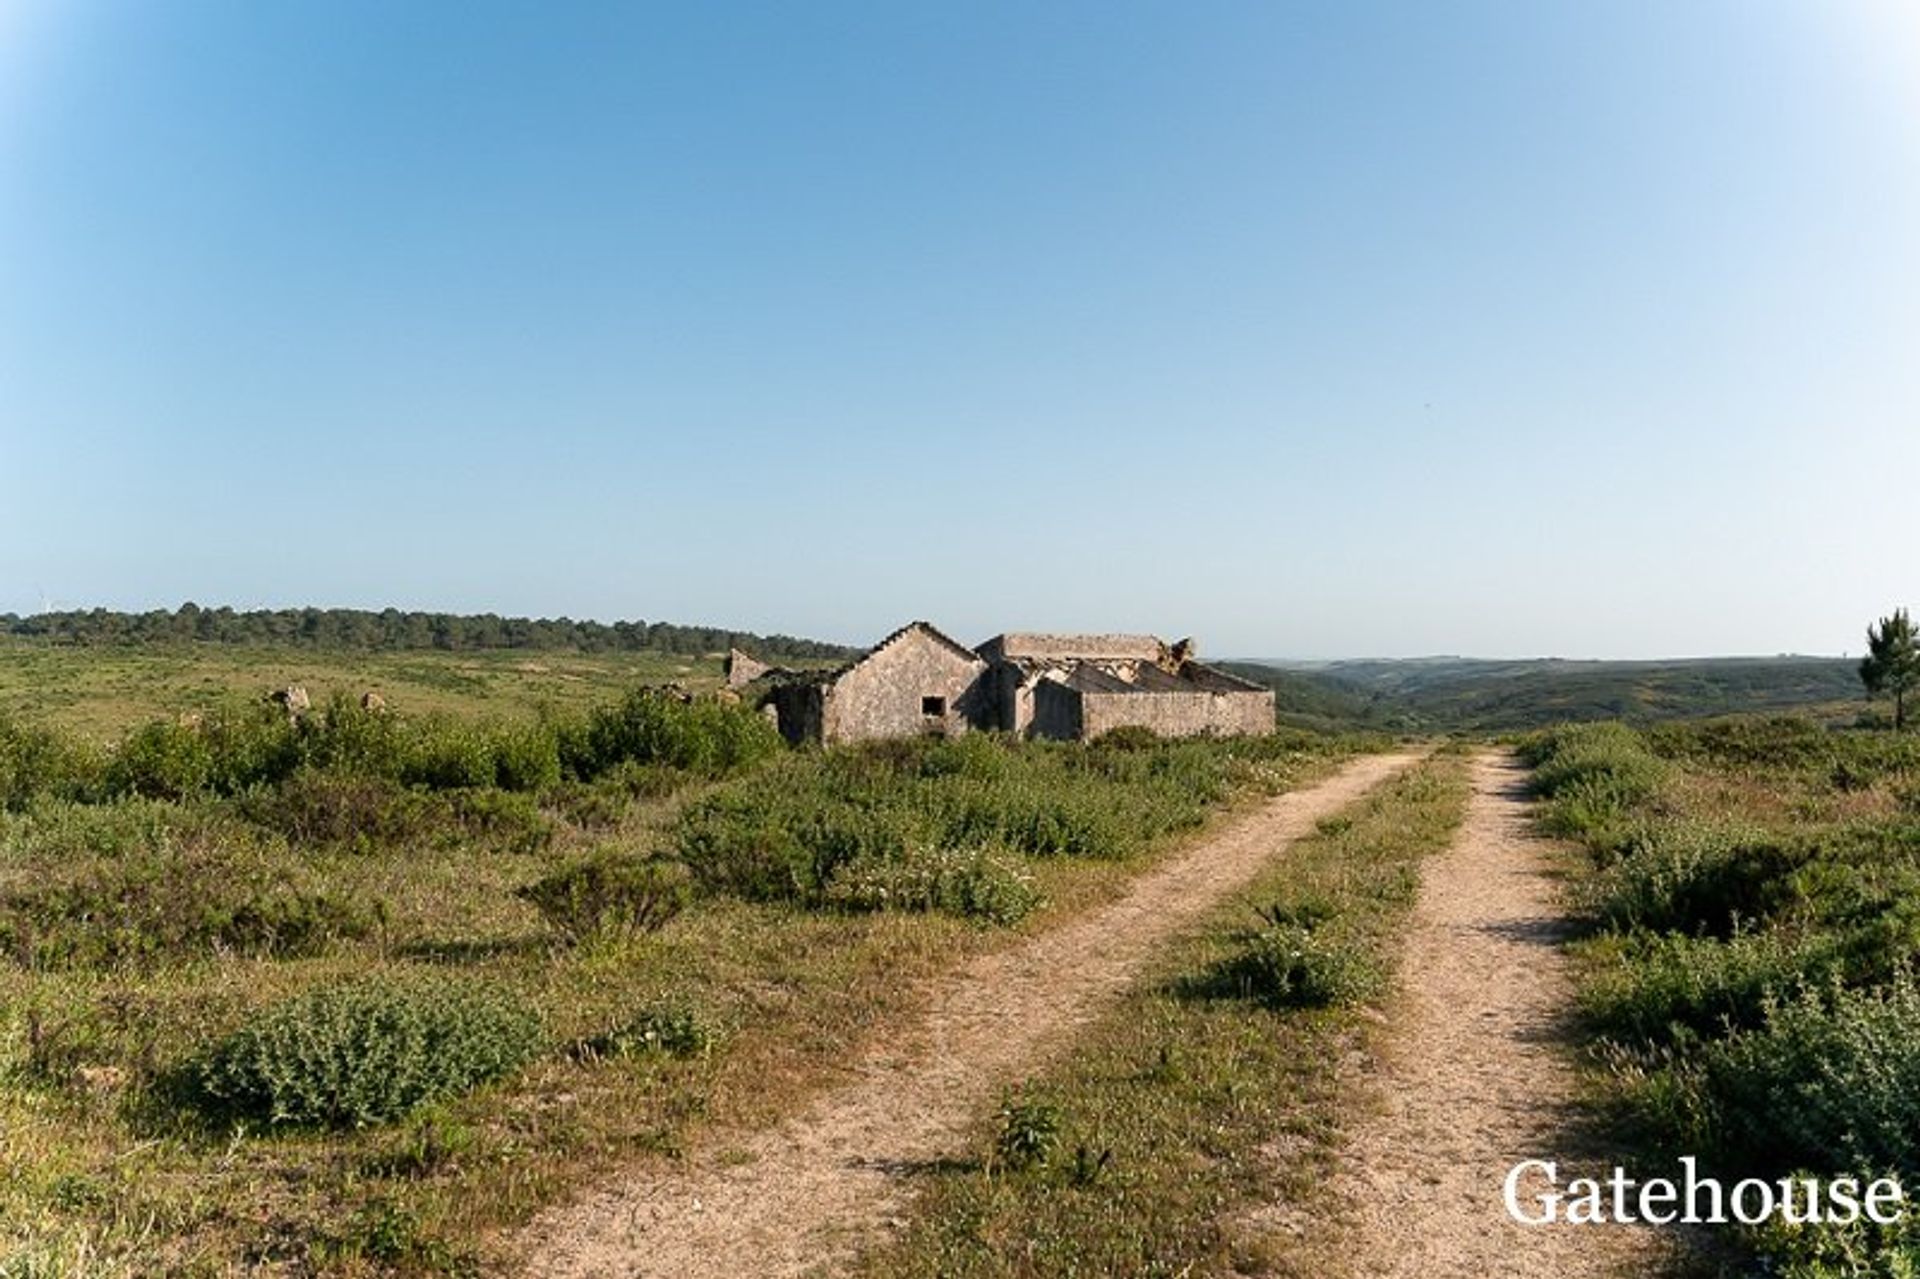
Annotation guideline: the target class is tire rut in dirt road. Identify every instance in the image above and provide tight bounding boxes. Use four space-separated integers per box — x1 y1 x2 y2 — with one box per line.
1324 751 1669 1278
516 750 1423 1279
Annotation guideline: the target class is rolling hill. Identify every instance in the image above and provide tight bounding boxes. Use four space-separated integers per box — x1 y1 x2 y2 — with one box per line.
1224 655 1863 732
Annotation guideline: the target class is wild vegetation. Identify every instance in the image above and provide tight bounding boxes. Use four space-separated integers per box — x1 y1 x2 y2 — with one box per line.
0 655 1360 1276
1523 717 1920 1276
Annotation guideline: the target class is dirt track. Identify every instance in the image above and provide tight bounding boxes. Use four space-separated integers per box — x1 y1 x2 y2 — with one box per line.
1324 751 1666 1277
517 750 1420 1279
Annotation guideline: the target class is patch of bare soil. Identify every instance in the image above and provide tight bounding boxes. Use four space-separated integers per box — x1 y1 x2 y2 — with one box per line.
1319 751 1670 1278
515 751 1421 1279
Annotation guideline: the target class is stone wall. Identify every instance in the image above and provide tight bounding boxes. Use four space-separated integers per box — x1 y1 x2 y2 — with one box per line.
725 649 771 688
1076 687 1275 740
979 633 1163 663
981 663 1037 734
820 627 990 744
1030 679 1084 740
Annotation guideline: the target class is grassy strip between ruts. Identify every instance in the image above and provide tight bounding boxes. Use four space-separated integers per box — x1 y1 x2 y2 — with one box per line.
846 750 1470 1279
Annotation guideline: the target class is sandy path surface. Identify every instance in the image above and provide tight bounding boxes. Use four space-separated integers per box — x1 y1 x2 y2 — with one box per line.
518 750 1421 1279
1326 751 1665 1278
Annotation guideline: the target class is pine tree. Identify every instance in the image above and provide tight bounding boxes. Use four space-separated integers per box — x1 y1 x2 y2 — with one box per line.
1860 608 1920 731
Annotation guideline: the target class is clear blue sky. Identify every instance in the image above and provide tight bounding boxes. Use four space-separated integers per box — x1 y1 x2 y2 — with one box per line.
2 1 1915 658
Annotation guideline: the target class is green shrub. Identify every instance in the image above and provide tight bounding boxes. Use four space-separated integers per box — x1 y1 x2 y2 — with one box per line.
573 690 782 780
199 704 303 792
195 977 544 1128
241 768 443 849
0 713 101 808
1579 928 1843 1047
489 722 562 792
677 732 1305 912
1213 922 1381 1008
108 721 214 800
402 718 498 790
1255 896 1340 930
674 781 914 901
823 844 1040 924
914 732 1012 780
1091 725 1160 751
1521 722 1667 848
1587 821 1808 936
1682 974 1920 1177
518 852 692 940
994 1091 1063 1171
987 790 1122 859
1745 1200 1920 1279
450 787 553 853
298 694 409 778
0 794 215 863
573 1001 715 1061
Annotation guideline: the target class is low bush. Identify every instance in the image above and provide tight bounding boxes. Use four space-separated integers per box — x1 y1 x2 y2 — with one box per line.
241 768 442 849
0 714 101 808
107 721 215 800
297 694 410 778
0 794 218 863
1090 725 1160 751
1532 719 1920 1275
983 790 1122 859
993 1090 1063 1171
195 977 544 1128
823 844 1040 924
1578 928 1843 1047
518 851 692 940
569 690 783 780
489 722 563 792
1211 921 1381 1008
1585 820 1808 936
674 780 915 902
401 718 499 790
1680 974 1920 1178
673 733 1250 915
1521 722 1668 849
450 787 553 853
198 705 303 792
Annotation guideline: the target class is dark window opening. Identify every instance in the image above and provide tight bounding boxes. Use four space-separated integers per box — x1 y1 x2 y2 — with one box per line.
922 695 946 716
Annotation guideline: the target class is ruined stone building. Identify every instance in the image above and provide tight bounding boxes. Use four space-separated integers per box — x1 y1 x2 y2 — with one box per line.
730 622 1274 746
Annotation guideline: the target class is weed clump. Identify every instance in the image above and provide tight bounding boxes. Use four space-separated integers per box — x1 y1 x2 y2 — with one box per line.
194 977 543 1128
572 1000 716 1062
993 1090 1063 1171
518 852 693 941
1214 922 1381 1008
823 845 1040 925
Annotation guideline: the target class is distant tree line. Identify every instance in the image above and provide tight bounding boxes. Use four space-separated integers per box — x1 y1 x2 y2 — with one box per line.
0 604 854 661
